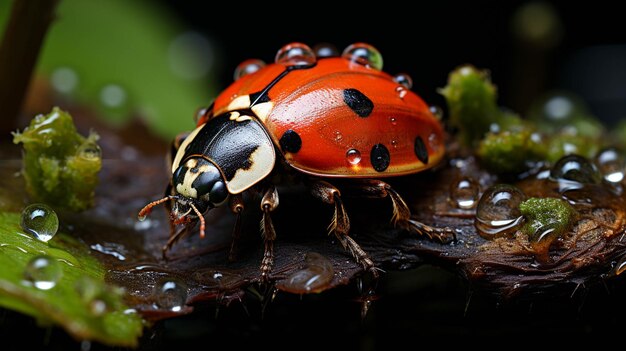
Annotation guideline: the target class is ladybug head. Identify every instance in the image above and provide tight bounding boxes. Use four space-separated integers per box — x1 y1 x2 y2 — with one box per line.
137 157 228 236
172 157 228 214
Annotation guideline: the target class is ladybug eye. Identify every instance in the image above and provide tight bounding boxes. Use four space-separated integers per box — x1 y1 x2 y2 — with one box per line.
342 43 383 71
233 59 265 81
393 73 413 89
313 43 339 58
275 42 316 67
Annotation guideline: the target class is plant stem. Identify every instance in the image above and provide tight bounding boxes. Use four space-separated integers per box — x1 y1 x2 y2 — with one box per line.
0 0 60 135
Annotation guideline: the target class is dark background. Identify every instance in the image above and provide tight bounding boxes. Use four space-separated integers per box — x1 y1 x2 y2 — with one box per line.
162 0 626 125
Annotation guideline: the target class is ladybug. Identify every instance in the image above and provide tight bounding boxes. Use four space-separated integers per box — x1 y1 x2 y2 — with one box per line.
139 42 454 280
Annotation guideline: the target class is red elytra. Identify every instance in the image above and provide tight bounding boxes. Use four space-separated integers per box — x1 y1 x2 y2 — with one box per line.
202 50 445 178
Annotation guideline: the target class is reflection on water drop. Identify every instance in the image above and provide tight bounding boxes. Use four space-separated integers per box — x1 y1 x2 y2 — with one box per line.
391 140 398 149
24 255 62 290
313 43 339 58
100 84 127 108
395 86 407 99
51 67 78 94
616 256 626 275
278 252 334 294
346 149 362 166
275 42 316 66
342 43 383 70
154 278 187 312
233 59 265 81
429 106 443 120
550 154 601 184
393 73 413 89
20 203 59 242
389 117 397 125
450 177 479 209
475 184 526 239
595 148 625 183
77 141 101 160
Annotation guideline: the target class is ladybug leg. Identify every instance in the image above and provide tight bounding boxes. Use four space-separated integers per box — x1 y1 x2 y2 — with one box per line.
345 179 456 243
259 185 279 281
310 180 377 276
228 194 244 262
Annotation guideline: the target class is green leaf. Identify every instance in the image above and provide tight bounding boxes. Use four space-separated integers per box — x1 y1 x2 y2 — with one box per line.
0 211 143 347
0 0 217 139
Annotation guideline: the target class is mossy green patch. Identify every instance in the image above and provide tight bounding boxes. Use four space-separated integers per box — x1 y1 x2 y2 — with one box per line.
519 197 576 242
12 107 101 211
439 65 501 147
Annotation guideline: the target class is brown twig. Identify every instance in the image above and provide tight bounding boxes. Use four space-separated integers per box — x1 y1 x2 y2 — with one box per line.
0 0 60 135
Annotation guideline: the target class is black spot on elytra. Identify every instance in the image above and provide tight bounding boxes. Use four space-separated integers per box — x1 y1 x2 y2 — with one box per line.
414 136 429 164
370 144 390 172
279 129 302 153
343 88 373 117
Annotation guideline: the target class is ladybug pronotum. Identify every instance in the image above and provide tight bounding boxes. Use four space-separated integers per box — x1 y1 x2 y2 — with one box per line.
139 42 455 280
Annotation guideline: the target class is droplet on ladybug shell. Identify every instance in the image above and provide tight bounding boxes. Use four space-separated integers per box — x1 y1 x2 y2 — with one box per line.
393 73 413 89
342 43 383 71
275 42 316 66
346 149 362 165
233 59 265 81
313 43 339 58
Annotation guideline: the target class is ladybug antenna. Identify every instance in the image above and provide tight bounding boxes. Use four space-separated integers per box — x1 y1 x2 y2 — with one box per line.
138 195 177 221
189 202 206 239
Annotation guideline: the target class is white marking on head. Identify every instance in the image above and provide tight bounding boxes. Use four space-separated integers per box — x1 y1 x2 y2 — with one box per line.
227 95 251 111
251 101 274 123
226 141 275 194
229 111 240 120
175 159 214 199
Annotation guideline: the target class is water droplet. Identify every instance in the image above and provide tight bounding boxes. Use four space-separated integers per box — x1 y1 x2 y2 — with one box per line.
395 86 407 99
77 141 101 160
313 43 339 58
389 117 397 125
595 148 625 183
342 43 383 70
475 184 526 239
275 42 316 66
450 177 479 209
51 67 78 94
334 130 343 141
23 255 62 290
20 203 59 242
346 149 362 165
391 140 398 149
393 73 413 89
233 59 265 81
100 84 126 108
154 278 187 312
428 133 441 152
213 272 223 280
278 252 334 294
194 105 210 123
429 106 444 120
550 154 601 184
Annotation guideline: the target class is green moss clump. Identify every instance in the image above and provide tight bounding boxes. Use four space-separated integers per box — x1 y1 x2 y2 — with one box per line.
12 107 101 211
439 65 501 146
478 128 546 174
519 197 577 261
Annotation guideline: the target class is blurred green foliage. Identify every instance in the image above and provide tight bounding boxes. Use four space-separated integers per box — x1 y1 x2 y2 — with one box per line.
0 0 217 139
